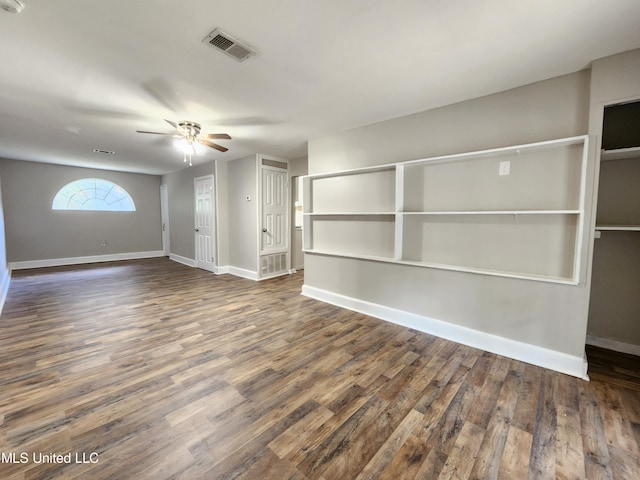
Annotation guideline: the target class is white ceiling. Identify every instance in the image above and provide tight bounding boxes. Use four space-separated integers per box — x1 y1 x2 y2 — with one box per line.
1 0 639 175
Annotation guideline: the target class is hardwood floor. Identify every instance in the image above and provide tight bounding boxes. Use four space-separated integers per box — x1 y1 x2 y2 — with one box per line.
0 258 639 479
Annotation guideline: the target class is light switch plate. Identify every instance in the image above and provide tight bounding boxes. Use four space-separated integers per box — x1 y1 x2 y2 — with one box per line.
499 160 511 176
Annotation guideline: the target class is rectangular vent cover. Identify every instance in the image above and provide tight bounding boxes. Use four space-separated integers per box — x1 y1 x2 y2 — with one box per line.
202 28 257 62
260 253 287 276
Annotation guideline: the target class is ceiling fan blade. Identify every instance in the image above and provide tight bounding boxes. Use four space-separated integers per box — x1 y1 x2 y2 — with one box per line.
164 119 179 130
201 133 231 140
199 139 228 152
136 130 180 137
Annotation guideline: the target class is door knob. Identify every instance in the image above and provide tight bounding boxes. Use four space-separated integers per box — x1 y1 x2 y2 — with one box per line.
262 228 267 233
195 228 199 232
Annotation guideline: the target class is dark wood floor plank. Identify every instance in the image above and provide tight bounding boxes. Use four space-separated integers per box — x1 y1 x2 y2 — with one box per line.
469 363 522 479
498 426 533 479
556 403 587 480
578 381 614 480
0 258 639 479
528 370 558 479
354 408 423 480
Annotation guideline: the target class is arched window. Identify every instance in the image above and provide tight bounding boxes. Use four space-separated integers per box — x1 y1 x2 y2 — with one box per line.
52 178 136 212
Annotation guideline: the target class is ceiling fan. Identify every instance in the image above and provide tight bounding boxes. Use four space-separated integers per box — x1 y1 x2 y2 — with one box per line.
137 119 231 166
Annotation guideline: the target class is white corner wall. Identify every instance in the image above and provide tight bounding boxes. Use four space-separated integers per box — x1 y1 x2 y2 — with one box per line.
305 71 594 378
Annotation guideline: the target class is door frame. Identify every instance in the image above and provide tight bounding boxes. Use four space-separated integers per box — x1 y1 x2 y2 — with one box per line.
291 175 304 271
585 94 640 356
160 184 170 256
256 155 290 277
194 174 216 272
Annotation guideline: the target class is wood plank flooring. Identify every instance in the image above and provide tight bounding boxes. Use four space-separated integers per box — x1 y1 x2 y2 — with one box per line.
0 257 639 479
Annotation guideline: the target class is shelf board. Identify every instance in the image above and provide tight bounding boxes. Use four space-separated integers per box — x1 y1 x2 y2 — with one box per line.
303 249 394 263
601 147 640 161
402 135 588 167
595 225 640 231
304 135 588 177
303 249 578 285
306 210 581 216
305 164 396 180
401 210 580 216
306 212 395 216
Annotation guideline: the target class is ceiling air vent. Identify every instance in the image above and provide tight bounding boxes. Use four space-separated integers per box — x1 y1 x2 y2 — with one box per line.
202 28 257 62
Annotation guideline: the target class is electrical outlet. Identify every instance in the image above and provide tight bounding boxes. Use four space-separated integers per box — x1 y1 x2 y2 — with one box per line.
100 240 107 247
499 160 511 176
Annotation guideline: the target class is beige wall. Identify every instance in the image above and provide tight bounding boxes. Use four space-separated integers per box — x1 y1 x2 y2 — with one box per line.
0 158 162 263
306 70 593 359
587 49 640 349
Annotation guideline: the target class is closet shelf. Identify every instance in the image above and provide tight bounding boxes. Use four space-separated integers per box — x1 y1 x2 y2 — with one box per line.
595 225 640 231
601 146 640 161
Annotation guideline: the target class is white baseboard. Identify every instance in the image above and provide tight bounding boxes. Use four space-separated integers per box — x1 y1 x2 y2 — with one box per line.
0 267 10 317
227 266 259 281
9 251 165 270
170 260 259 281
586 335 640 356
301 285 589 380
169 254 196 268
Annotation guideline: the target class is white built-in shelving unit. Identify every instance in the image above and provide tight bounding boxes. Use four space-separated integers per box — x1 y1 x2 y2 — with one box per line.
302 135 590 284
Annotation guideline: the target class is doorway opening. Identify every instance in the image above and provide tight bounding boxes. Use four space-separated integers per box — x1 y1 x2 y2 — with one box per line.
588 99 640 358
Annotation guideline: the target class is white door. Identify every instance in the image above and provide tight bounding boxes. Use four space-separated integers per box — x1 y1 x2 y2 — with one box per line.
194 176 215 272
261 168 288 253
160 184 170 256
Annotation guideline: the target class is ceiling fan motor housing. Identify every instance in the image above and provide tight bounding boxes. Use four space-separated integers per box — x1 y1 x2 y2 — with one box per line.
178 121 201 137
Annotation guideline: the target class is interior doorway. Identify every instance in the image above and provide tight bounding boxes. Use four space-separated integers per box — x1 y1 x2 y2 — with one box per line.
588 99 640 357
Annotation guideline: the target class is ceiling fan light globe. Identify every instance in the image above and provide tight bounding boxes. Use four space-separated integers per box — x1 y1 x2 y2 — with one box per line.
192 142 206 154
174 138 193 155
174 138 206 155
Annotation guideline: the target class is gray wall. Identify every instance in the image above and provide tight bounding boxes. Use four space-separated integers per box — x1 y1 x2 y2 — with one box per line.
0 158 162 262
228 155 258 272
587 49 640 348
306 70 593 358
